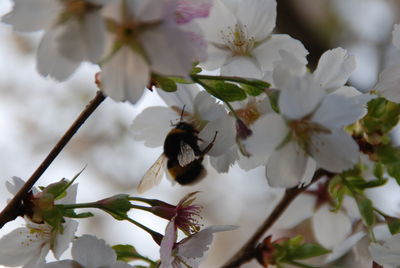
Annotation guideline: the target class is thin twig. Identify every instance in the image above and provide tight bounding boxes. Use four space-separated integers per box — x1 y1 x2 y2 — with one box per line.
222 169 332 268
0 90 106 229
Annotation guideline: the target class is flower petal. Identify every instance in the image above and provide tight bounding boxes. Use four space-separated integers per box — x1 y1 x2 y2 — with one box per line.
177 225 237 259
194 91 226 121
310 129 359 172
312 204 352 249
278 73 324 119
160 221 177 268
37 28 81 81
232 0 276 40
52 220 78 259
131 106 178 148
220 56 263 78
1 0 60 32
313 48 356 92
199 114 236 156
253 34 308 74
244 113 287 162
57 11 105 63
374 64 400 103
0 227 49 267
72 235 116 267
392 24 400 50
266 141 310 188
312 87 373 128
44 260 78 268
210 146 239 173
101 47 149 103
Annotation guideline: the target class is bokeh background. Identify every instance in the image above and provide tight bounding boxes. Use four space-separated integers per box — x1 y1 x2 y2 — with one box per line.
1 0 400 267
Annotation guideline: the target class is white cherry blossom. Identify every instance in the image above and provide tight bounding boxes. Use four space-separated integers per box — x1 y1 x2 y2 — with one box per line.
44 235 133 268
245 48 372 187
160 222 237 268
198 0 308 79
2 0 108 80
369 234 400 268
0 177 79 268
100 0 199 103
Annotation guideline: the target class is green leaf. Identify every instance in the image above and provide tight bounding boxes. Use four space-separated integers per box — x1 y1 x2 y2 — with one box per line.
385 216 400 235
362 98 400 135
287 243 331 260
201 80 247 102
348 178 387 189
240 83 264 96
387 164 400 184
373 163 385 180
191 66 202 74
113 244 141 262
169 77 193 84
357 195 375 226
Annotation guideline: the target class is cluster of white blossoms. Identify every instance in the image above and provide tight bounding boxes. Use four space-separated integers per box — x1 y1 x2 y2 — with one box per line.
5 0 400 267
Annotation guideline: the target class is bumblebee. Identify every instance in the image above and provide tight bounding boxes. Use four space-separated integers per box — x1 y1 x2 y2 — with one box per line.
136 116 217 193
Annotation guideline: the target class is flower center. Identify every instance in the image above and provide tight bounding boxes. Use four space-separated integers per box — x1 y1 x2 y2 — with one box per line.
59 0 100 23
288 117 331 150
236 102 260 125
218 23 255 56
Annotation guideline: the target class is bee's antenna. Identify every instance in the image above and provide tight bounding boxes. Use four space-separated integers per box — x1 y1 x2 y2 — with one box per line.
180 105 186 122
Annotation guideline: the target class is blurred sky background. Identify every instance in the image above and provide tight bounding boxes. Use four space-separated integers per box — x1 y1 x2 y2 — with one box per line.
2 0 400 267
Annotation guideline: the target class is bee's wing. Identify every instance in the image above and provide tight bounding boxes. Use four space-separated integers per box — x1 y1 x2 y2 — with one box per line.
136 154 167 193
178 141 196 167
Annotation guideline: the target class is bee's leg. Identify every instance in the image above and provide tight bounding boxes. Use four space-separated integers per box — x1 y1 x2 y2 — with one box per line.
201 131 218 155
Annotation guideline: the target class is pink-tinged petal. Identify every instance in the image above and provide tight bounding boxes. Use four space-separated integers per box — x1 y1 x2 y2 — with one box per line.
266 141 310 188
312 205 352 249
37 29 81 81
393 24 400 50
57 11 105 63
72 235 116 267
244 113 288 162
140 23 195 77
310 129 359 173
273 194 316 229
1 0 60 32
160 221 177 268
101 47 149 103
221 56 263 78
44 260 78 268
199 114 236 156
210 147 239 173
278 73 324 119
129 0 166 22
180 22 208 62
177 225 238 259
131 106 178 148
52 220 78 259
312 88 373 128
374 64 400 103
253 34 308 74
231 0 276 40
0 227 49 267
176 0 212 24
313 48 356 92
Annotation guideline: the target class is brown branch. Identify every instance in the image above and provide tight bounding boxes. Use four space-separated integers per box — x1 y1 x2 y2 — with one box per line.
0 90 106 228
222 169 333 268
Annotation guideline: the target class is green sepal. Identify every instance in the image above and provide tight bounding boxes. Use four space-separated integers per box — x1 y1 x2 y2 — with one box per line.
62 209 94 219
286 243 331 260
385 216 400 235
153 75 178 92
97 194 131 220
357 195 375 226
328 176 347 212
